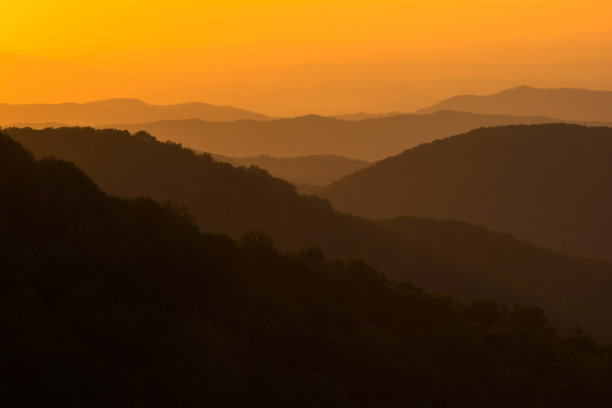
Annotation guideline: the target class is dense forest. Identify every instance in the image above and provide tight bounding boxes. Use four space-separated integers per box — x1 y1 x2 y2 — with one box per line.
5 126 612 341
318 124 612 262
105 110 561 160
2 132 612 407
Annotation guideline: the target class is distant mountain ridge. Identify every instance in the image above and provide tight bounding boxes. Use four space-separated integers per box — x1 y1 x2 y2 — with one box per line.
317 124 612 262
416 86 612 122
0 98 270 126
3 122 71 129
107 110 576 161
334 112 405 121
210 153 370 186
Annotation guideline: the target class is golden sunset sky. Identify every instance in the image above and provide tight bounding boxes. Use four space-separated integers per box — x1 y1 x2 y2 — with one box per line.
2 0 611 114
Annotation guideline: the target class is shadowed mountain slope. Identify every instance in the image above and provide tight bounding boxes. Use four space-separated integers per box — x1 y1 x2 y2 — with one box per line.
5 126 612 341
211 154 370 186
2 132 612 406
416 86 612 122
318 124 612 262
106 110 569 161
0 98 269 126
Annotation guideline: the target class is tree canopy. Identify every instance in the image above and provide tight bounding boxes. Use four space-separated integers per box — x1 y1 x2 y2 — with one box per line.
1 132 612 407
6 125 612 340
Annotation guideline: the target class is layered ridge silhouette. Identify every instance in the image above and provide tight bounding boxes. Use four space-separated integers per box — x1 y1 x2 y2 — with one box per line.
0 98 269 127
106 111 569 161
416 86 612 122
6 126 612 341
210 154 370 186
317 124 612 261
3 131 612 406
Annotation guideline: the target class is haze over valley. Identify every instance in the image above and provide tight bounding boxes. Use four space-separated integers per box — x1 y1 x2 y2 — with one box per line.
99 105 604 161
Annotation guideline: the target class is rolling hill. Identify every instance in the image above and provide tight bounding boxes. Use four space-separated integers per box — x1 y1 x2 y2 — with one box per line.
107 110 570 161
6 126 612 341
416 86 612 122
317 124 612 262
2 131 611 406
211 154 370 186
0 98 269 126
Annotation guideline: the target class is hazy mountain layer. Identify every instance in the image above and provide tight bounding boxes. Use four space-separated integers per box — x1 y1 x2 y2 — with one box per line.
5 52 612 116
107 110 569 161
0 98 269 126
333 112 405 121
318 124 612 261
211 154 370 186
7 126 612 341
416 86 612 122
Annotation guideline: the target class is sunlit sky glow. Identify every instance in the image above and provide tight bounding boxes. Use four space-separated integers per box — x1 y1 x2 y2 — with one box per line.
1 0 611 114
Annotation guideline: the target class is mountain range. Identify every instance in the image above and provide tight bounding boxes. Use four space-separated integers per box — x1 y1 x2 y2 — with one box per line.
6 48 612 115
317 124 612 261
2 131 611 406
106 110 573 161
0 98 269 126
416 86 612 122
6 125 612 341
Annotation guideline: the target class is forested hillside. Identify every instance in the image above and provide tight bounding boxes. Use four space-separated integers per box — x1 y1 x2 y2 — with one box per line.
2 132 612 407
6 126 612 341
318 124 612 261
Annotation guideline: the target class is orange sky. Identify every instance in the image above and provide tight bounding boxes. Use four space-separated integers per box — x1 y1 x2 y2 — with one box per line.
1 0 612 114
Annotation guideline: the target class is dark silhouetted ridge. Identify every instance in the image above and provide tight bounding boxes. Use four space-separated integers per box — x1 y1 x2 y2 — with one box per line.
318 124 612 261
6 125 612 342
2 130 612 406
